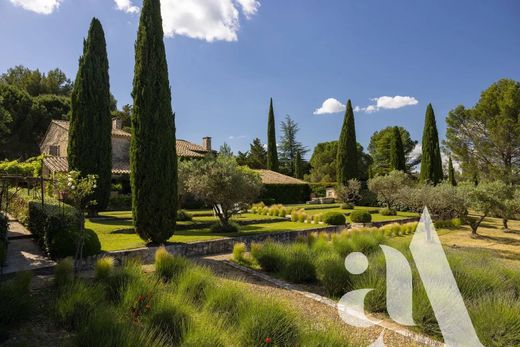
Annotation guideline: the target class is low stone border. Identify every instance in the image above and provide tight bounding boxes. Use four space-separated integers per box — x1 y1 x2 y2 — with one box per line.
223 260 442 347
80 225 345 268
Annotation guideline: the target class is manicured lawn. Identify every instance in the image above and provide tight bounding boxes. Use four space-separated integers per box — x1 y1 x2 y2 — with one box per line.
87 217 324 252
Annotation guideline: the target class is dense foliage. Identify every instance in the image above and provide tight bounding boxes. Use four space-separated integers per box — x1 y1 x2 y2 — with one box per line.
337 100 358 184
446 79 520 184
368 126 419 175
68 18 112 211
389 126 407 171
266 98 279 171
236 138 268 169
0 156 42 176
131 0 178 244
259 184 311 204
368 170 411 208
420 104 443 184
278 115 308 176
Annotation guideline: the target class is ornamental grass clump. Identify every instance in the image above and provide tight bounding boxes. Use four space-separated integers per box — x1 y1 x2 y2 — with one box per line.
0 272 33 329
232 242 249 265
147 295 192 346
204 283 250 325
176 266 215 306
95 256 115 282
239 299 300 347
155 247 185 282
315 253 351 297
182 313 227 347
104 257 143 303
280 243 317 283
54 257 74 288
56 280 106 331
250 241 286 273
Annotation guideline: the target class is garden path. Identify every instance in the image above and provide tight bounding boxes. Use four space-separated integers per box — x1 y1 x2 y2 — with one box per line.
1 215 55 276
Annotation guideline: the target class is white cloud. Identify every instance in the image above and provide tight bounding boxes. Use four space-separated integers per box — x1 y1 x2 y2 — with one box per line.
9 0 62 14
314 98 346 115
228 135 246 140
114 0 139 14
356 96 419 113
114 0 260 42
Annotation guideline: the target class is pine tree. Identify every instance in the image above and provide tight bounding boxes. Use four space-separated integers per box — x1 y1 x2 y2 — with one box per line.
294 150 303 179
68 18 112 211
131 0 177 244
448 157 457 186
267 98 279 171
390 126 407 171
336 100 358 184
420 104 443 184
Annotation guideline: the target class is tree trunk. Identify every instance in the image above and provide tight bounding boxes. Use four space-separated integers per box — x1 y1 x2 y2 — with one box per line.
74 211 86 276
470 214 486 237
503 218 509 232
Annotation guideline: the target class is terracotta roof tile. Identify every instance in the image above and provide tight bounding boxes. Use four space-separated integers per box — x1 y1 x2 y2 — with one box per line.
254 169 308 185
52 120 131 138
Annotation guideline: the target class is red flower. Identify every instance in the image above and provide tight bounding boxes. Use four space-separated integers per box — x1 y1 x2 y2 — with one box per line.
265 337 272 344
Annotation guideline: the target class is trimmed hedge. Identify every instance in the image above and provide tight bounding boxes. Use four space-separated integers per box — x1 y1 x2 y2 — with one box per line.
9 193 100 259
259 184 311 204
107 195 131 211
321 212 346 226
350 210 372 223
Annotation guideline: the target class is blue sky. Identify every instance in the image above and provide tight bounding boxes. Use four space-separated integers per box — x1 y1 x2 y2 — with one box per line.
1 0 519 157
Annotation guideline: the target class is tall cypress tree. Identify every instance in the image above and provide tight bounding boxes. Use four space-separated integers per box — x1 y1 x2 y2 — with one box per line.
448 157 457 186
267 98 279 171
131 0 177 244
336 100 358 184
294 150 303 179
420 104 443 184
68 18 112 211
390 126 407 172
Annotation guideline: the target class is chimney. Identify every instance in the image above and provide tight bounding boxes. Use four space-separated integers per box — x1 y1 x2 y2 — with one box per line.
202 137 212 152
112 118 123 130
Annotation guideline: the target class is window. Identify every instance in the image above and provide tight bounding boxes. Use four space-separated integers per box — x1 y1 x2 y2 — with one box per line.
49 145 60 156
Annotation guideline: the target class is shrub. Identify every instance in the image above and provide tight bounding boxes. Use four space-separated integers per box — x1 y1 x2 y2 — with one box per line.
315 253 351 297
0 272 33 328
176 210 193 222
311 237 334 255
95 257 115 281
313 214 322 224
281 243 317 283
46 226 101 259
232 242 249 265
54 257 74 287
239 299 300 347
350 210 372 223
279 208 288 217
322 212 347 225
291 211 299 222
210 221 239 234
107 195 131 211
176 266 215 305
259 184 311 204
434 218 462 229
148 296 192 345
104 258 142 303
204 284 249 325
349 232 382 254
155 247 178 281
56 281 106 331
379 207 397 216
340 203 354 210
250 241 286 273
298 212 307 223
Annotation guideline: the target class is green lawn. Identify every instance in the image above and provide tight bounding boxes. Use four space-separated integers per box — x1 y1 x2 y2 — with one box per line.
87 217 324 252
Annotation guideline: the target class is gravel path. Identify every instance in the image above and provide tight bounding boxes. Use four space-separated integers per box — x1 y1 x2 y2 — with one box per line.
196 254 439 347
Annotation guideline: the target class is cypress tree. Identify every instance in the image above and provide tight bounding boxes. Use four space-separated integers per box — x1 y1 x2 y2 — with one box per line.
390 126 407 171
336 100 358 184
267 98 279 171
294 150 303 179
68 18 112 211
448 157 457 186
131 0 177 244
420 104 443 184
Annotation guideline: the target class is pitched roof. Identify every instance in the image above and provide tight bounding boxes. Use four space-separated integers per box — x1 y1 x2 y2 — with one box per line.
254 169 309 185
48 120 208 159
52 120 131 138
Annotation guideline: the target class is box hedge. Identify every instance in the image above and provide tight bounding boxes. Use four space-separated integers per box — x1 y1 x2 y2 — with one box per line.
259 184 311 204
9 192 100 259
321 212 347 225
350 210 372 223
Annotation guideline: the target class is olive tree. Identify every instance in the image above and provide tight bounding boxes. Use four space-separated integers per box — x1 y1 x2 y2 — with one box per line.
336 179 361 205
368 170 411 208
180 156 262 229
